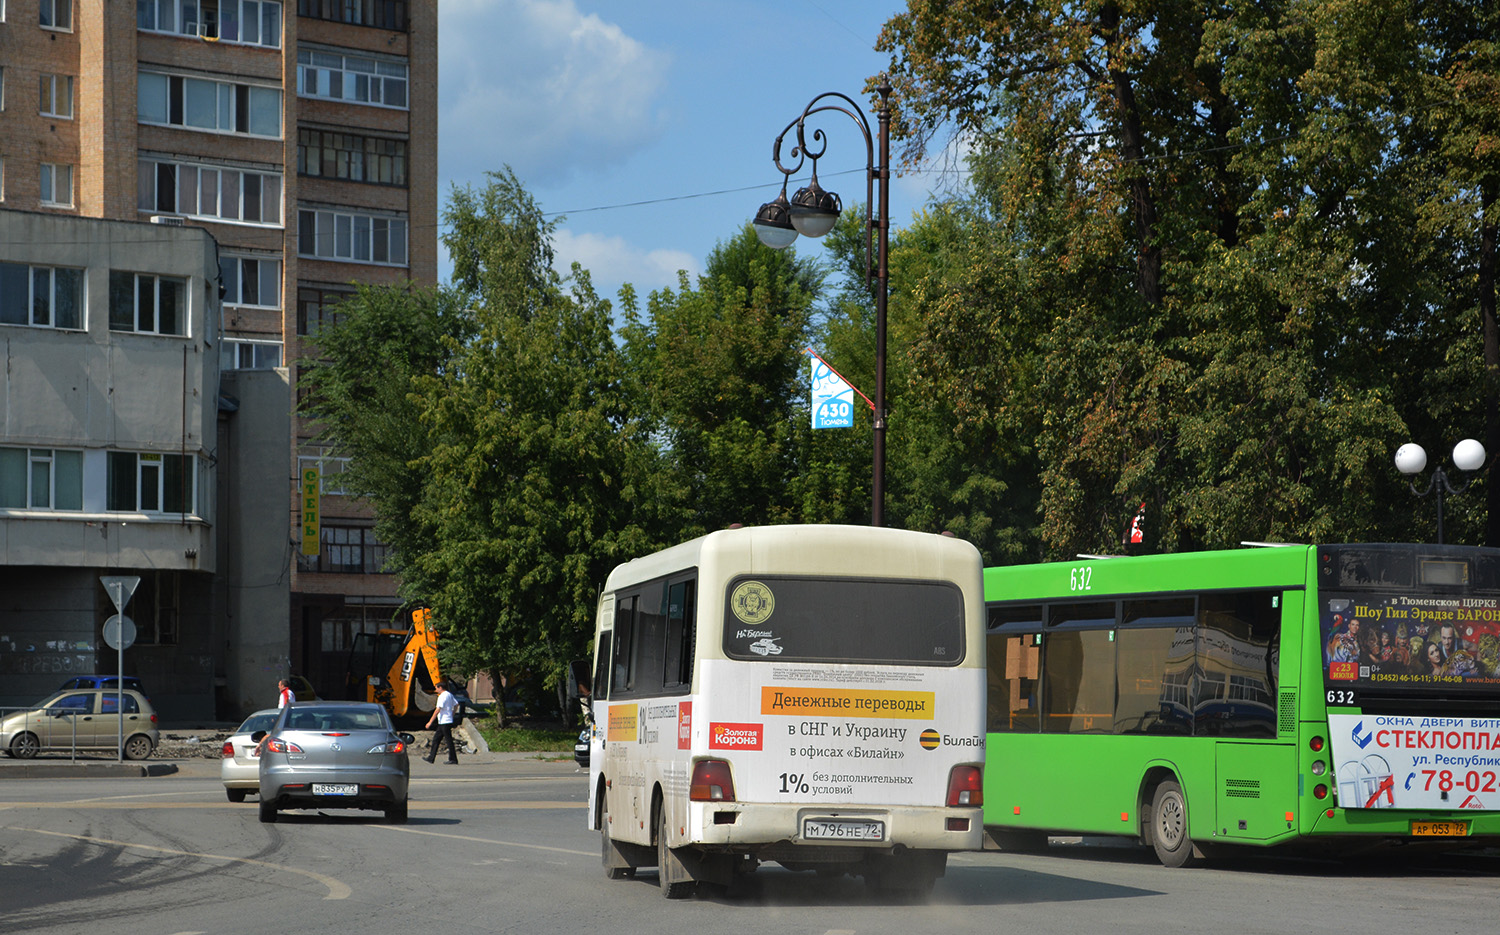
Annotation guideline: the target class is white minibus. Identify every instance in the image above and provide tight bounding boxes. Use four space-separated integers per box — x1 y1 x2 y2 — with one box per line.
586 524 986 897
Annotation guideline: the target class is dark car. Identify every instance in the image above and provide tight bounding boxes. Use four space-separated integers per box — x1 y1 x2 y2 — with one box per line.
255 702 414 824
574 724 590 769
58 675 146 695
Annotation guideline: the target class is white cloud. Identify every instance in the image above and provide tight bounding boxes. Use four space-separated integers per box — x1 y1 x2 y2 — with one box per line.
552 228 699 298
440 0 671 187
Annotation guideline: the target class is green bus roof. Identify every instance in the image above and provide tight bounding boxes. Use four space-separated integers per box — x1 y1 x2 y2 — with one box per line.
983 545 1315 602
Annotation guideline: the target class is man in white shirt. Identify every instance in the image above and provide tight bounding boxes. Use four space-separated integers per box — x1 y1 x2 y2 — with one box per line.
423 681 460 764
277 679 294 709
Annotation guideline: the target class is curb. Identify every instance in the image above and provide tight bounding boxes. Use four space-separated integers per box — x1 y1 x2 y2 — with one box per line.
0 761 179 779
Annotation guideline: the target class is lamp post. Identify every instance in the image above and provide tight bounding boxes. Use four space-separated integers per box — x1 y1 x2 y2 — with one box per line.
1394 439 1488 544
754 83 891 527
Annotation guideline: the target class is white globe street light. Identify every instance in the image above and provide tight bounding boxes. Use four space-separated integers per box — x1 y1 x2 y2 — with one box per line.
1395 439 1488 544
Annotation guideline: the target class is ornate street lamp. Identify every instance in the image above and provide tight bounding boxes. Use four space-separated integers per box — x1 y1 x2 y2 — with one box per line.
754 83 891 526
1394 439 1488 544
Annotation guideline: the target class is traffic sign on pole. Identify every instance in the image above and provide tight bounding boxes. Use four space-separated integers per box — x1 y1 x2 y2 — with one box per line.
101 575 141 614
100 576 140 762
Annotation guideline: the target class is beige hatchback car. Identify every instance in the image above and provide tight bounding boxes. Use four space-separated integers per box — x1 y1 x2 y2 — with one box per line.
0 689 159 759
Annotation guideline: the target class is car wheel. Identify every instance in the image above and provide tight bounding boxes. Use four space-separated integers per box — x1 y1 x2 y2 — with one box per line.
226 788 248 803
10 732 39 759
122 734 154 761
386 800 408 824
258 799 278 823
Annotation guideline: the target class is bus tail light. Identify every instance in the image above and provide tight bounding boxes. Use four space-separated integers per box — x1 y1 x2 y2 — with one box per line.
947 766 983 807
690 760 735 802
1313 784 1328 800
1310 736 1325 752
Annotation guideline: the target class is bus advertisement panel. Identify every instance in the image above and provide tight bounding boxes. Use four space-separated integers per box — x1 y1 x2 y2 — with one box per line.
1327 713 1500 810
1320 594 1500 688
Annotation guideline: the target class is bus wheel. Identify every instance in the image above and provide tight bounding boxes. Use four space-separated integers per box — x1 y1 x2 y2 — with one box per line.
657 809 696 899
601 792 635 880
1149 780 1197 868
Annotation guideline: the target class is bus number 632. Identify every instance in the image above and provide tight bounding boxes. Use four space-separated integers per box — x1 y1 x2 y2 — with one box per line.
1070 567 1092 592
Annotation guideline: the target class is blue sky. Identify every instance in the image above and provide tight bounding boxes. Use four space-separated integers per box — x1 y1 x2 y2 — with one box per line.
436 0 958 306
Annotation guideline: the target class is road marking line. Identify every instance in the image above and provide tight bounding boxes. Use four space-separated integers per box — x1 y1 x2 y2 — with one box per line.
369 823 594 856
18 828 352 900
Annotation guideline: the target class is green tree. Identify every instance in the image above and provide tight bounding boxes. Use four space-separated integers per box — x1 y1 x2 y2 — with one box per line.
876 0 1497 556
620 225 864 534
407 169 660 712
299 283 470 572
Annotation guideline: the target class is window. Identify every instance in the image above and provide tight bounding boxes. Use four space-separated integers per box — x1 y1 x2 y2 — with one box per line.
297 48 408 109
1041 627 1116 734
297 208 407 266
137 71 282 138
297 128 407 186
986 604 1042 733
296 525 390 573
138 0 282 48
1195 592 1278 738
297 0 408 32
40 0 70 30
39 74 73 118
109 271 187 336
663 579 695 691
988 588 1281 739
0 263 83 329
1 65 8 110
0 447 83 510
40 163 73 207
219 255 281 307
719 576 966 665
106 451 196 514
297 286 351 336
139 159 283 225
222 338 283 370
297 454 351 494
128 571 181 645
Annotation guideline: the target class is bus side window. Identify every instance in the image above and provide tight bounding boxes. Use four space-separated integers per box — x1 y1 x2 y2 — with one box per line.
1041 601 1116 734
986 603 1041 733
613 596 636 695
631 581 667 696
594 631 612 701
1195 591 1277 738
663 578 695 692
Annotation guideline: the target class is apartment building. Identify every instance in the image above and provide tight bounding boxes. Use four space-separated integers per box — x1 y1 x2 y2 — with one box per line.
0 0 437 721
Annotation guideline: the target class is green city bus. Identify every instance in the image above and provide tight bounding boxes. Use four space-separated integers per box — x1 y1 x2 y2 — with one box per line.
983 543 1500 866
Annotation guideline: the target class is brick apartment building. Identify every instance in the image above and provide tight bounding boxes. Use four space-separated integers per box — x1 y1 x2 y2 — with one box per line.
0 0 437 721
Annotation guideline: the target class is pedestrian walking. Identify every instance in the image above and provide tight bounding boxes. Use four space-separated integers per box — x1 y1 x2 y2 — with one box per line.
424 680 460 764
277 678 294 709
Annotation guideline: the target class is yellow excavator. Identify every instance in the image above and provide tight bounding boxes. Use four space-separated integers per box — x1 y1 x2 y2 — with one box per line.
345 606 447 723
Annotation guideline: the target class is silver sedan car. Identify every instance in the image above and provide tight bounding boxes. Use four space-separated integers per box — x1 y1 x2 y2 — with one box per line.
220 708 279 802
255 702 413 823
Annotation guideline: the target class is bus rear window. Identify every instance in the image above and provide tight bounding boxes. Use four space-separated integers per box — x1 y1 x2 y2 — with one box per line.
721 575 965 666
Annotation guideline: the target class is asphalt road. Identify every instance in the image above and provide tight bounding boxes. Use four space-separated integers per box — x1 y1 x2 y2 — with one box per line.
1 755 1497 935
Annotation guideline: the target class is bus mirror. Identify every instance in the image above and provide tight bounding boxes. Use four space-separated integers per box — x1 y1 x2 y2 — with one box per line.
567 659 591 700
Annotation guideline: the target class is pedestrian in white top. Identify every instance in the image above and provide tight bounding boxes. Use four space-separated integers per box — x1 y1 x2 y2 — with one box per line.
277 679 294 709
423 681 460 764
